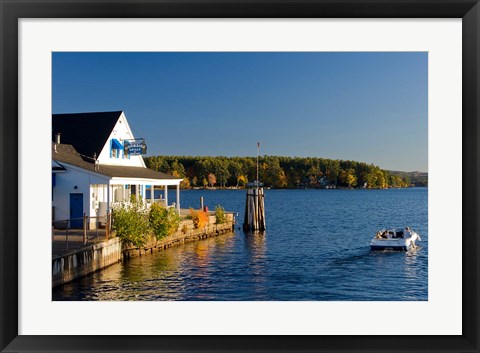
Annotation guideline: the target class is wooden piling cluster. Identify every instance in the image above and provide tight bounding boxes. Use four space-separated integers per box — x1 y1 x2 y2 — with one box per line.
243 187 266 231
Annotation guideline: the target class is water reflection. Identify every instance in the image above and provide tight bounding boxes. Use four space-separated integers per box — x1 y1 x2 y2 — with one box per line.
244 231 267 260
193 241 213 268
243 231 268 299
400 246 426 300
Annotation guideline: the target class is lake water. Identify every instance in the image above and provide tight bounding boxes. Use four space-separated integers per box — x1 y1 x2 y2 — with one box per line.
53 188 428 301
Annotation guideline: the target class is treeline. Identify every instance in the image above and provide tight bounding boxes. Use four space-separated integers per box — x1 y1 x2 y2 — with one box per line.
389 170 428 187
144 155 422 189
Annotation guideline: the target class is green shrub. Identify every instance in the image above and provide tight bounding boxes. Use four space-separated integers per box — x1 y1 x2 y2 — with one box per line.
149 203 180 240
215 205 226 224
112 201 150 247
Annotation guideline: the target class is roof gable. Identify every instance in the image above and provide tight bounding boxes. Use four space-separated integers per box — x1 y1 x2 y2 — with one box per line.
52 111 123 159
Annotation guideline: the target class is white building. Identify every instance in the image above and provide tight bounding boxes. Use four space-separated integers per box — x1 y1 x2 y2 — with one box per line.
52 111 182 228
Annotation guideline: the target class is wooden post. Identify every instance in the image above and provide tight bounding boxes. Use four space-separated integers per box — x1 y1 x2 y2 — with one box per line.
176 184 180 214
83 213 87 245
164 185 168 206
106 212 110 241
106 183 110 216
243 193 248 228
260 189 266 227
254 188 259 230
65 220 69 250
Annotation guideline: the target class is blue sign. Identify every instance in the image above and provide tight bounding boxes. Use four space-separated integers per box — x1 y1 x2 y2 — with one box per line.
124 139 147 156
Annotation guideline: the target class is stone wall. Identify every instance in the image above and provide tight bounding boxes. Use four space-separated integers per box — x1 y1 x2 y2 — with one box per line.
122 213 235 259
52 237 122 287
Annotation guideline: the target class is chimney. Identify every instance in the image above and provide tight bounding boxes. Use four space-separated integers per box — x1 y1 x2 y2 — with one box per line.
55 133 61 144
93 152 99 171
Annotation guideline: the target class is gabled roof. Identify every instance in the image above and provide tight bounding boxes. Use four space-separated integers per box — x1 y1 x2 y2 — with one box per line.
52 143 94 170
94 165 182 180
52 111 123 159
52 143 181 180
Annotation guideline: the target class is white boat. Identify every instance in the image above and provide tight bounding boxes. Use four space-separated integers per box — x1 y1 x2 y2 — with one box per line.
370 227 421 251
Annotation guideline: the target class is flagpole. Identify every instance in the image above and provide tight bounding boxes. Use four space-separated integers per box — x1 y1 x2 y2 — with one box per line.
256 142 260 186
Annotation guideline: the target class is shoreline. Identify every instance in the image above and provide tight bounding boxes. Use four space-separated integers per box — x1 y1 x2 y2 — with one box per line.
185 186 428 191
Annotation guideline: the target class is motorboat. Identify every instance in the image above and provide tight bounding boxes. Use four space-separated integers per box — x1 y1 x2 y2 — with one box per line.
370 227 421 251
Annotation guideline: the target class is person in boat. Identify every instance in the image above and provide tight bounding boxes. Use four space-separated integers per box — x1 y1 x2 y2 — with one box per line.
404 227 411 238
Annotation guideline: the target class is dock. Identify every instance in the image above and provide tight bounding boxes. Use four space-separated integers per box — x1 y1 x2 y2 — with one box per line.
52 210 235 287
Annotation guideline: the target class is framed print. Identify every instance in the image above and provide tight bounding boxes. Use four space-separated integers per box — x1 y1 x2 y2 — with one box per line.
1 0 479 352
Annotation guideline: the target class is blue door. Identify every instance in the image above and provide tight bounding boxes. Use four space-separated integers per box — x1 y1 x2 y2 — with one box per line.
69 193 83 228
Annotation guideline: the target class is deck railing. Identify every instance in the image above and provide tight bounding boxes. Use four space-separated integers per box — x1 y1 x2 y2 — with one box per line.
52 213 111 250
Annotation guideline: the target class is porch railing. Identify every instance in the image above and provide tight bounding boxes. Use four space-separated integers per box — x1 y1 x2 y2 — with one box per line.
111 199 172 209
52 213 112 251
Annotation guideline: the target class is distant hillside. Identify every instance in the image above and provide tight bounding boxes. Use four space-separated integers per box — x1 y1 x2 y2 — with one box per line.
145 154 425 189
388 170 428 187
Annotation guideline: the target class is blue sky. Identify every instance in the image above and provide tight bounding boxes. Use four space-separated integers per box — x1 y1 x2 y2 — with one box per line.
52 52 427 172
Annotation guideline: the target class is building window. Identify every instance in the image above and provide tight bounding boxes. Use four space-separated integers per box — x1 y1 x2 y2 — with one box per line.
111 138 123 159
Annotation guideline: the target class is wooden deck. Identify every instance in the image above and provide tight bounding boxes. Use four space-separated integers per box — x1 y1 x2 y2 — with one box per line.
52 229 108 258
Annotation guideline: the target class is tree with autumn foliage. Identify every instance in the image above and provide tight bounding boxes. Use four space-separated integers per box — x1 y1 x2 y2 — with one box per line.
237 175 248 187
207 173 216 187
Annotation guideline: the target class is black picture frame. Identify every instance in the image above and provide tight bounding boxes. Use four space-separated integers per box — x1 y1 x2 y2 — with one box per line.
1 1 478 352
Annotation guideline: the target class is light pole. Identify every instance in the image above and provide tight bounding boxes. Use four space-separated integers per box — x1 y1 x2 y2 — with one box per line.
256 142 260 185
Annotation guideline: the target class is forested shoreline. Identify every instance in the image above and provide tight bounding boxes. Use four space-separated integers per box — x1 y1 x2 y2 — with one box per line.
144 155 428 189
